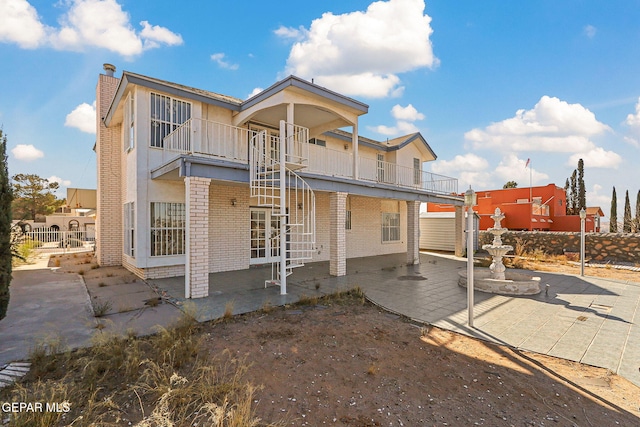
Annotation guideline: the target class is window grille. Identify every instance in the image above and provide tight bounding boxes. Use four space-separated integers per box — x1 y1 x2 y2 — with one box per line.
150 202 185 256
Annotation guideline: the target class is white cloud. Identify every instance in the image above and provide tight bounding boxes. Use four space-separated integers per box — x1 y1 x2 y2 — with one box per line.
211 53 239 70
1 0 182 56
568 147 622 168
431 153 489 175
12 144 44 161
391 104 424 121
372 104 424 136
586 184 610 210
430 153 493 189
65 101 96 134
625 97 640 129
274 25 307 40
0 0 48 48
48 175 71 187
247 87 263 99
583 25 597 38
465 96 611 153
140 20 183 49
279 0 438 98
494 154 549 185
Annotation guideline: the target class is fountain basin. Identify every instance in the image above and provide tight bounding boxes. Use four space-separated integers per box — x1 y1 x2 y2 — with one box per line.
458 269 541 295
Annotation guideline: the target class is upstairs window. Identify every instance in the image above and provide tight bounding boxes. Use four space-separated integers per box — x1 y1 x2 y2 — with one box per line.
124 92 135 152
150 93 191 148
413 158 421 185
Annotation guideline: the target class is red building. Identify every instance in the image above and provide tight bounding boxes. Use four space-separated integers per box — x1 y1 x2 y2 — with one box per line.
427 183 603 232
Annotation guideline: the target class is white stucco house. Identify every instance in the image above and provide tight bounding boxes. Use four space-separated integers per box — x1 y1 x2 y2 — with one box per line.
95 64 463 299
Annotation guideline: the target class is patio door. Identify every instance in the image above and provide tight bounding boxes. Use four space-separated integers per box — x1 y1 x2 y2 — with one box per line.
250 208 281 265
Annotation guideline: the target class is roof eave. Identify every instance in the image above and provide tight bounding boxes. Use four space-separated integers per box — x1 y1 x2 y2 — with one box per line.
241 75 369 114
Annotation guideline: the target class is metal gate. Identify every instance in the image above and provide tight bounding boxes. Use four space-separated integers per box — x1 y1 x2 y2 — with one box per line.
13 228 95 254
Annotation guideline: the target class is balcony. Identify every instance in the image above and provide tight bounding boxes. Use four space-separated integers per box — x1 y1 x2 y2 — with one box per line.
162 119 458 196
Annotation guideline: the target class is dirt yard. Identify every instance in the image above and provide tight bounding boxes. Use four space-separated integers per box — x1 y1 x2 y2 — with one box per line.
4 253 638 426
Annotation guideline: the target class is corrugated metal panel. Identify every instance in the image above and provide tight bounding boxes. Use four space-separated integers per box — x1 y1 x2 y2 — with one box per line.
420 217 456 251
420 213 479 252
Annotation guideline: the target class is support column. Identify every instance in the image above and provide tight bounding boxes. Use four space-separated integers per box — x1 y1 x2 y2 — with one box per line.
352 121 359 180
330 192 348 276
185 176 211 299
406 200 420 265
454 205 464 257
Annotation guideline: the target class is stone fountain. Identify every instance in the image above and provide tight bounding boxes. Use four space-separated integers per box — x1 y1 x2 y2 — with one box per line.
458 208 541 295
483 208 513 280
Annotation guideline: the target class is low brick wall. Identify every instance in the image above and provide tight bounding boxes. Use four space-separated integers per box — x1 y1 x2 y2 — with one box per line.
479 231 640 263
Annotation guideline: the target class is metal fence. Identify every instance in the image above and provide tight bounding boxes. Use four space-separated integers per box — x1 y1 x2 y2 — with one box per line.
13 228 95 254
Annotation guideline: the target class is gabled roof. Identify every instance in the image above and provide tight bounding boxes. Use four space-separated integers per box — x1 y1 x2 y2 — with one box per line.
104 72 368 127
243 75 368 113
325 129 437 159
586 207 604 216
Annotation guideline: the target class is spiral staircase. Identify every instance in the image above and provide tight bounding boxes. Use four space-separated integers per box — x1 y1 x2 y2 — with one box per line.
249 121 316 294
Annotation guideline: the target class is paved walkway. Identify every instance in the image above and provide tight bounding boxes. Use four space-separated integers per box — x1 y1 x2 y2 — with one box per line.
2 252 639 390
151 252 640 388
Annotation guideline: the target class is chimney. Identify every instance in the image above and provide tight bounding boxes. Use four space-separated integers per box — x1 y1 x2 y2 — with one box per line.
103 63 116 77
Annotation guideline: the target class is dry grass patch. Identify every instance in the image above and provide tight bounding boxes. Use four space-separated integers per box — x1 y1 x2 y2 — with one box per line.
0 305 283 427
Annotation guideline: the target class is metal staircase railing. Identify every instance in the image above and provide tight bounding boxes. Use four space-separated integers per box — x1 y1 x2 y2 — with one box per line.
249 121 315 294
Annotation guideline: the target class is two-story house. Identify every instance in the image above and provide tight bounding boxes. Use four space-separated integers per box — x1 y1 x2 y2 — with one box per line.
96 64 462 299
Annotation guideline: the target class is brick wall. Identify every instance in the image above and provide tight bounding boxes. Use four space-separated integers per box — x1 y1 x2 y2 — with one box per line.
123 257 185 279
406 200 420 265
346 195 407 257
96 73 123 267
209 184 250 272
330 192 347 276
186 177 211 298
479 231 640 263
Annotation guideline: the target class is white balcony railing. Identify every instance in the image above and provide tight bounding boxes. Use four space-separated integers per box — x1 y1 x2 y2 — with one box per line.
358 157 458 195
163 118 255 163
307 144 353 178
163 119 457 195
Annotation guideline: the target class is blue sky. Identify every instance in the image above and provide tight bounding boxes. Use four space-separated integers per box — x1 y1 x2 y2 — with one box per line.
2 0 640 218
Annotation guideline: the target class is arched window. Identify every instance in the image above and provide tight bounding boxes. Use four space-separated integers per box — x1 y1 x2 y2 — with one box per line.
69 220 80 231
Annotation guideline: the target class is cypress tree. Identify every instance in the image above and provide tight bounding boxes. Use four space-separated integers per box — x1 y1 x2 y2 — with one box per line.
635 190 640 233
610 187 618 233
0 130 12 320
623 190 632 233
564 179 572 214
570 170 578 215
577 158 586 211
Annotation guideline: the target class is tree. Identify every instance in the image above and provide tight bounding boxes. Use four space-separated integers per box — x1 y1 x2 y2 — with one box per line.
569 170 578 215
577 158 586 212
623 190 632 233
11 174 64 220
503 181 518 189
635 190 640 233
564 179 571 214
0 130 12 320
610 187 618 233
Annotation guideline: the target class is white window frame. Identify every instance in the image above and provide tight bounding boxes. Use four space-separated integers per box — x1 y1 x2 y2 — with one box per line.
124 202 135 257
150 93 191 148
413 158 421 186
381 212 400 243
150 202 185 256
124 92 135 152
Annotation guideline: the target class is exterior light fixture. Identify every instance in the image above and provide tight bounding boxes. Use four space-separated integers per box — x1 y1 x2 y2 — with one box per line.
231 198 237 207
464 185 476 327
